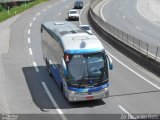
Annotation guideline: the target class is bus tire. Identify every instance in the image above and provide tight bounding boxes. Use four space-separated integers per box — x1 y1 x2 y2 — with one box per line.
61 83 67 99
46 59 52 76
61 83 63 92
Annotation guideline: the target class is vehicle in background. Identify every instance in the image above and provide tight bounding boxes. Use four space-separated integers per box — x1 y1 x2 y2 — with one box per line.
74 0 83 9
79 24 92 34
41 21 113 102
68 9 79 21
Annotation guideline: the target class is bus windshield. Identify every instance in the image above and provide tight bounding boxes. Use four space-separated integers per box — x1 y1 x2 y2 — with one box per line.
65 52 108 88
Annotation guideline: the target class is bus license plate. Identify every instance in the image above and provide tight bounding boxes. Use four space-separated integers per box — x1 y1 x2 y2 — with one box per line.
86 96 94 100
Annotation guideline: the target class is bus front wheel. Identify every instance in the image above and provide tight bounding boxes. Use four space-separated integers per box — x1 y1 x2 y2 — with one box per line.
61 83 67 99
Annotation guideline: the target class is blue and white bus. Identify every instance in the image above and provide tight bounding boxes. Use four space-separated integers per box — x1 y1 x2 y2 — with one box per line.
41 21 113 102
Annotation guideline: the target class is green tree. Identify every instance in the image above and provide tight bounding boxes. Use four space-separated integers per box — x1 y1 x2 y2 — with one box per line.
0 4 3 12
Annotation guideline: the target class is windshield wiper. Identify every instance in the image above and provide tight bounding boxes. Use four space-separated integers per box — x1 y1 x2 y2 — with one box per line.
98 68 105 85
78 72 88 87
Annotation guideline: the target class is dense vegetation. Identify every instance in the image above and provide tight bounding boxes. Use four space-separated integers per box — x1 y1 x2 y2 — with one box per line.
0 0 48 22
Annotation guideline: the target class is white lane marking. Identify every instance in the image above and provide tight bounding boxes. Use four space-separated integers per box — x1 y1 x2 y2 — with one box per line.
33 17 36 21
100 0 111 21
48 5 52 8
28 37 31 44
57 109 63 114
105 50 160 90
122 16 126 19
36 12 41 16
137 0 160 28
42 8 47 12
118 105 135 119
79 3 90 25
29 48 33 55
33 62 39 72
28 29 30 35
136 26 142 30
49 60 53 64
29 22 33 27
41 82 67 120
58 12 62 16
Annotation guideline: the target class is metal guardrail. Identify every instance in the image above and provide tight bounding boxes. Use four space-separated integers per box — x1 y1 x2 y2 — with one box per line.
90 0 160 63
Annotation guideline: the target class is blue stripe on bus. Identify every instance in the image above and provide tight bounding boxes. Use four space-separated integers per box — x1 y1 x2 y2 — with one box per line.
68 82 109 93
64 48 104 54
50 64 62 87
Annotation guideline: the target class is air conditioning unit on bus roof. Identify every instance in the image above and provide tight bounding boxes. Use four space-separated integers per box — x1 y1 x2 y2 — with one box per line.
72 36 89 41
54 22 64 25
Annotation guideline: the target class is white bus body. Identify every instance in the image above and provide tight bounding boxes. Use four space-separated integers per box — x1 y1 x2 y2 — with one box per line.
41 21 113 102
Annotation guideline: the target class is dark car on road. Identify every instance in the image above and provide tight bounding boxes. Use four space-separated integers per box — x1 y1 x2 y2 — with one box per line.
74 0 83 9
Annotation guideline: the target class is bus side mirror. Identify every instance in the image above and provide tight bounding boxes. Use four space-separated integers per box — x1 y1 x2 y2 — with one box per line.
106 55 113 70
61 57 67 77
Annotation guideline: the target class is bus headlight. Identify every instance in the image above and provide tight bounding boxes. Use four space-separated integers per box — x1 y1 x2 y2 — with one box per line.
68 90 78 94
101 87 108 92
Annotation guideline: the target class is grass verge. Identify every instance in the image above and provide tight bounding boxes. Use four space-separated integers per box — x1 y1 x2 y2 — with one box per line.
0 0 48 22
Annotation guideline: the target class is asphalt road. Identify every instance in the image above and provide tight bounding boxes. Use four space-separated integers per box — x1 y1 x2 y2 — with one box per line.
100 0 160 46
0 0 160 120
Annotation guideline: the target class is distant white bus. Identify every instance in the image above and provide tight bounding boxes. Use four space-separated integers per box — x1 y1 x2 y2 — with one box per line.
41 21 113 102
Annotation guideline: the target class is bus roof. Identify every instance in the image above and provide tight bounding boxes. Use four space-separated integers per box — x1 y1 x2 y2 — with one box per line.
42 21 104 54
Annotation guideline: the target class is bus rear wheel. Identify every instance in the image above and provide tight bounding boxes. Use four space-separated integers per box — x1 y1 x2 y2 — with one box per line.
46 59 52 76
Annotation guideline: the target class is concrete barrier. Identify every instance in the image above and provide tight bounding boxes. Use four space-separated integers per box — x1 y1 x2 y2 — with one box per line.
89 0 160 75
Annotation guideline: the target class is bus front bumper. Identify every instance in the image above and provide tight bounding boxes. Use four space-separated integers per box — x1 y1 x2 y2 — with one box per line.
67 89 109 102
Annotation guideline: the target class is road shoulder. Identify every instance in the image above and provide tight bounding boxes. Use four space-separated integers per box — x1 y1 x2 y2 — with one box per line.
0 14 21 113
0 14 21 54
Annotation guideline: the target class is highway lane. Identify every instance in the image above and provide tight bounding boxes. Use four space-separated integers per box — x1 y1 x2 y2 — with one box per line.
138 0 160 26
2 1 122 118
1 0 160 119
30 2 129 118
83 2 160 114
1 0 65 114
101 0 160 46
26 0 160 116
